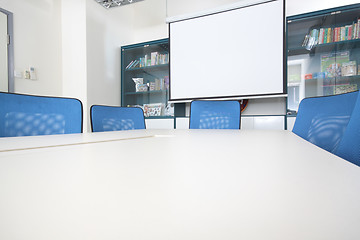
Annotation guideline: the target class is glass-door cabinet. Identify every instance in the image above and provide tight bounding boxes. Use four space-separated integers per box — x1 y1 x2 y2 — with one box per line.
287 3 360 115
121 39 173 118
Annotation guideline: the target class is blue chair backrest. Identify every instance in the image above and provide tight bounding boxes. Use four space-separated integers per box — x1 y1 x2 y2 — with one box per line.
189 100 241 129
292 91 359 153
90 105 145 132
335 92 360 166
0 92 83 137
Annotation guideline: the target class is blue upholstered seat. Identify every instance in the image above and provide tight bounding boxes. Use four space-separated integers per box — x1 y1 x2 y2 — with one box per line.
292 91 359 153
90 105 145 132
335 91 360 166
189 100 241 129
0 92 83 137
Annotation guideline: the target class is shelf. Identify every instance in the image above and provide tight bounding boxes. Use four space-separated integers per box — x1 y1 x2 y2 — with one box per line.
322 84 358 87
125 63 169 72
304 75 360 82
145 115 174 119
288 82 300 87
125 90 168 95
121 38 183 123
288 39 360 56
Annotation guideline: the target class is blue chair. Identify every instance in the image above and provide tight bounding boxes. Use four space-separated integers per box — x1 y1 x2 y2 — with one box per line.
335 91 360 166
292 91 359 153
189 100 241 129
90 105 145 132
0 92 83 137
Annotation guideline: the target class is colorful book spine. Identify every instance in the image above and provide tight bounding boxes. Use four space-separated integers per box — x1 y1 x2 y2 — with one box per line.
144 54 148 66
150 52 157 66
340 26 346 41
328 28 332 43
355 20 358 39
319 28 324 44
333 27 338 42
126 60 134 69
324 28 328 43
313 29 319 44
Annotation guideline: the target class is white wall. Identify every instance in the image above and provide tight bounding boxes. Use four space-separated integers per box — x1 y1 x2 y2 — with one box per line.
166 0 242 18
166 0 360 18
131 0 168 43
0 0 63 96
86 0 135 131
286 0 360 16
61 0 88 130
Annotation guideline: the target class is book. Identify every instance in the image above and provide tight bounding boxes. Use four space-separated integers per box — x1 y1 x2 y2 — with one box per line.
149 82 156 91
314 29 319 44
128 60 138 69
126 60 135 69
340 26 346 41
334 27 340 42
151 52 158 66
349 25 353 40
327 28 332 43
353 23 357 40
324 28 328 43
144 54 148 66
319 28 324 44
302 34 310 47
139 57 145 67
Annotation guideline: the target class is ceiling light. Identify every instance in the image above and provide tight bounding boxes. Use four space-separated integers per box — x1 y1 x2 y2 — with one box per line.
94 0 144 9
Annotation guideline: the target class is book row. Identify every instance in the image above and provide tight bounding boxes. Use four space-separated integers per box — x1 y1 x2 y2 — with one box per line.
302 18 360 49
125 52 169 69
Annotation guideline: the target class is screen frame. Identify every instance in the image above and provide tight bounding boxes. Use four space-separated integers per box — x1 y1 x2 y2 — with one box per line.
168 0 286 102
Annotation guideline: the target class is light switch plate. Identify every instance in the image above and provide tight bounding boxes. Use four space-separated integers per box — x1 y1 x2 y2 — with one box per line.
29 67 37 80
14 70 23 78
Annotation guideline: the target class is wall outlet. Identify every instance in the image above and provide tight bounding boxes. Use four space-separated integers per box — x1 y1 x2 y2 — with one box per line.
24 70 30 79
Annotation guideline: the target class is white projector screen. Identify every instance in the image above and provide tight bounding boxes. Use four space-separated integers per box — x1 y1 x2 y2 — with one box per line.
169 0 285 101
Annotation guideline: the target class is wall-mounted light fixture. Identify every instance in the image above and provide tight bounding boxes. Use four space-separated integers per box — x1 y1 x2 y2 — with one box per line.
95 0 144 9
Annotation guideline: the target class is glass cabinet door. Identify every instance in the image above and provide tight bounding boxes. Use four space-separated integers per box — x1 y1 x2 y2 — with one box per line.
287 4 360 114
121 39 173 117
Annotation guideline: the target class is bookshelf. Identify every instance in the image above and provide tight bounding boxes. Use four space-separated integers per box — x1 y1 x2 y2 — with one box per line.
286 3 360 115
121 39 184 123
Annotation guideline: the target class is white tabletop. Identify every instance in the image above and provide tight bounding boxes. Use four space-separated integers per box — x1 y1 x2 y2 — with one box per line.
0 129 359 240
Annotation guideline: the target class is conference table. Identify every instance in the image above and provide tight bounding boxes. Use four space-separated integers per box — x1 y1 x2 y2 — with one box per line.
0 129 359 240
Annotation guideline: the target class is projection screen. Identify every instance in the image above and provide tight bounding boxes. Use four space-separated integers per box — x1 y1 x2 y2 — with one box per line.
168 0 285 101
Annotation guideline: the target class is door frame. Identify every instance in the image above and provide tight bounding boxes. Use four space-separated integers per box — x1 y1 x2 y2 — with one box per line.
0 7 14 92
